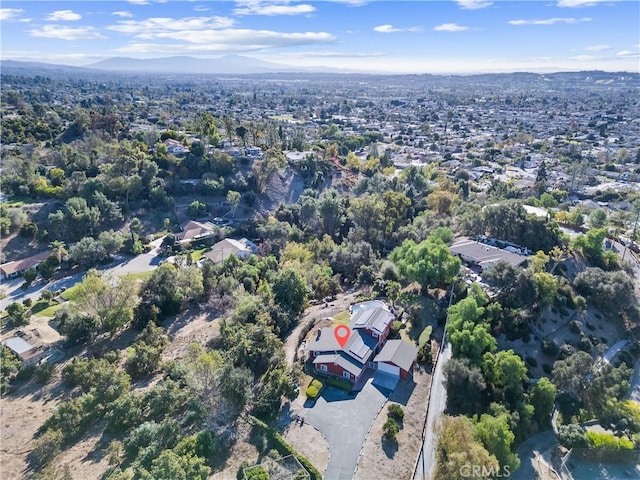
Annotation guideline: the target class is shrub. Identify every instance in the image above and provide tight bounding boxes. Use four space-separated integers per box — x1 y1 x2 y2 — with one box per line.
558 424 587 449
29 429 63 468
542 339 559 356
390 320 403 336
526 357 538 368
248 415 322 480
383 418 399 442
569 320 582 335
586 431 634 450
388 404 404 421
305 386 319 399
418 326 432 348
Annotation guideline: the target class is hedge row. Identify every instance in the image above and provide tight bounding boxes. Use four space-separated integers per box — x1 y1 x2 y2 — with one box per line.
249 415 322 480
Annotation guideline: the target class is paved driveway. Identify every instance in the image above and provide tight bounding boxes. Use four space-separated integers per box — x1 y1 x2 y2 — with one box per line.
303 379 388 480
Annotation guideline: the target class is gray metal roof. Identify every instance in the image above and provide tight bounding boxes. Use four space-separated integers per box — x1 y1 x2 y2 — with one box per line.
350 306 394 335
312 352 365 377
305 327 340 352
374 340 418 372
5 336 35 355
449 239 528 268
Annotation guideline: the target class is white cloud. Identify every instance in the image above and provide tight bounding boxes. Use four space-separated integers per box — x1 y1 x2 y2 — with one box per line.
234 2 316 16
455 0 492 9
150 28 334 45
108 16 236 34
112 11 134 18
46 10 82 21
298 50 386 57
571 55 597 60
373 24 422 33
28 25 107 41
127 0 150 5
557 0 613 7
194 5 210 12
616 49 639 57
509 17 592 25
0 8 24 20
584 44 611 51
328 0 368 4
433 23 470 32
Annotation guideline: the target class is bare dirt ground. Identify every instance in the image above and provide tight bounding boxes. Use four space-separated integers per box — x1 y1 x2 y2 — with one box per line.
210 418 260 480
354 367 432 480
0 376 67 479
282 415 330 476
161 307 222 361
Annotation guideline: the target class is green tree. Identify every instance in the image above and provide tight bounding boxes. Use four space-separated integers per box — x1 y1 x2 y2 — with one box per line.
474 413 520 471
444 358 487 414
390 234 461 292
227 190 241 217
68 237 107 268
449 322 496 365
272 268 308 318
49 240 67 264
433 416 499 480
23 268 37 286
6 302 29 327
149 450 211 480
530 377 556 426
589 208 608 228
482 350 527 407
187 200 207 219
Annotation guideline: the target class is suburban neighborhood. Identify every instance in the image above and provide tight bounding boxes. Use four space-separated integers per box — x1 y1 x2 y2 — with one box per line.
1 5 639 478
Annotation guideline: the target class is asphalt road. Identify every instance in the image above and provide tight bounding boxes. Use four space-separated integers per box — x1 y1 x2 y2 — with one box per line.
511 430 558 480
303 379 388 480
413 341 452 480
1 246 163 312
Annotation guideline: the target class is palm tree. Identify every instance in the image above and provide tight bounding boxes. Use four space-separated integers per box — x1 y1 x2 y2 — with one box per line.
49 240 67 264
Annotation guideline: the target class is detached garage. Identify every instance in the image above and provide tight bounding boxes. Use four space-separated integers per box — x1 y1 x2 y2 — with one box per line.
374 340 418 380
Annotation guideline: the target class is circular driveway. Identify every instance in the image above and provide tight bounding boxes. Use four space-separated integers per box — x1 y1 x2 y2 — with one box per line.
302 379 388 480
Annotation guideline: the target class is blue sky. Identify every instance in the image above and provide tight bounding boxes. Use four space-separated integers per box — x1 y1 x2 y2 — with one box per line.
1 1 638 73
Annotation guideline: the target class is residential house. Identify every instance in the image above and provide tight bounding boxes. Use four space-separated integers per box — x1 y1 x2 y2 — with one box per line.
202 238 258 264
176 220 217 245
163 138 189 156
305 301 418 385
0 251 50 280
449 237 529 272
4 333 47 365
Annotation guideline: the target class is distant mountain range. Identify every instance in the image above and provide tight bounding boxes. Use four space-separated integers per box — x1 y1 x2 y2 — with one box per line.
1 57 638 81
87 54 306 74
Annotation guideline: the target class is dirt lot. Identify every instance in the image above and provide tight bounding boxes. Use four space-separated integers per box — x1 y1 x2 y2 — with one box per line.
354 367 431 480
0 376 68 479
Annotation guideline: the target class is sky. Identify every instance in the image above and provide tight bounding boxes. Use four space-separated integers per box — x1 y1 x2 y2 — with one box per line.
1 0 638 74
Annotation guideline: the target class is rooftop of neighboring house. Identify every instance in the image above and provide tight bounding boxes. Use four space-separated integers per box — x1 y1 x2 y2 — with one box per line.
0 251 50 277
449 237 529 269
176 220 217 243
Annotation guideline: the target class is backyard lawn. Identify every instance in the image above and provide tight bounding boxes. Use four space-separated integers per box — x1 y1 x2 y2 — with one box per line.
331 310 350 325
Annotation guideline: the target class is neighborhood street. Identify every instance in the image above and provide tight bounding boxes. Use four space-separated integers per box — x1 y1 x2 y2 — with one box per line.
0 241 164 312
413 341 452 480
